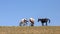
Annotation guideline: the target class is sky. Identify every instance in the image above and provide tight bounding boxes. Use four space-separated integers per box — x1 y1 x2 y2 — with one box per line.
0 0 60 26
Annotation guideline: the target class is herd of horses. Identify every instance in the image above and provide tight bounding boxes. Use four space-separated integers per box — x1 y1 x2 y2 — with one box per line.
19 18 50 26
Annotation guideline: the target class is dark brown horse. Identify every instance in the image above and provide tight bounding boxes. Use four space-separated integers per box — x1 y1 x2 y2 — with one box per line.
38 18 50 26
29 18 35 26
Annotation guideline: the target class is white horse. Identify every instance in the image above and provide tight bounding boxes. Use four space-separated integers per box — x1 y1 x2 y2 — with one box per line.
29 18 35 26
19 18 28 26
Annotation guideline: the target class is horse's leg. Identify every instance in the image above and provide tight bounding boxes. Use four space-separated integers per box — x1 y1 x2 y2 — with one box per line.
23 22 27 26
31 23 32 26
46 22 47 26
30 23 31 26
31 24 33 26
23 23 25 26
42 23 44 26
31 23 34 26
26 22 27 26
32 23 34 26
19 22 22 26
23 23 26 26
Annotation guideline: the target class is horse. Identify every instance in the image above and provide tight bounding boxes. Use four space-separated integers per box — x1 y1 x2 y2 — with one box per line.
29 18 35 26
19 18 28 26
38 18 50 26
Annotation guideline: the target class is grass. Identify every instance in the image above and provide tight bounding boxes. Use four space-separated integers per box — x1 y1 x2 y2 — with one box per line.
0 26 60 34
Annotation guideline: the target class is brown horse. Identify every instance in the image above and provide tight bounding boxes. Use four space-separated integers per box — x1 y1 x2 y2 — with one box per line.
19 18 28 26
38 18 50 26
29 18 35 26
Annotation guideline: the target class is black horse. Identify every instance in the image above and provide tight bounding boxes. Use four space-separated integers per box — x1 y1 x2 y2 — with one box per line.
38 18 50 26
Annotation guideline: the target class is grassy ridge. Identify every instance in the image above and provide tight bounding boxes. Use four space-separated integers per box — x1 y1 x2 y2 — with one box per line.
0 26 60 34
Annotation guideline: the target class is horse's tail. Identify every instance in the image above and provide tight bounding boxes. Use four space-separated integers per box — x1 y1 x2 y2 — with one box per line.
48 19 50 23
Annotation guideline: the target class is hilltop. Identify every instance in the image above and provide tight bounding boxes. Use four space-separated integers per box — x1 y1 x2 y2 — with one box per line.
0 26 60 34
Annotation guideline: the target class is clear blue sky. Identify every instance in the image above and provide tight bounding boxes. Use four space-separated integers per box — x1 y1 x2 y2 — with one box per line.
0 0 60 26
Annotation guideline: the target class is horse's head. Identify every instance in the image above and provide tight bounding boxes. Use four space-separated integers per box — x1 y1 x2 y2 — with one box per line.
24 18 28 22
21 18 28 23
38 18 41 22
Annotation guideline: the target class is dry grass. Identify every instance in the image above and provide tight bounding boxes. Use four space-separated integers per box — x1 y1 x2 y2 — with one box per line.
0 26 60 34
